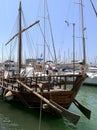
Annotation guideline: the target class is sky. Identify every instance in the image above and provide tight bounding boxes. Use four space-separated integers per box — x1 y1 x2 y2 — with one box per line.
0 0 97 65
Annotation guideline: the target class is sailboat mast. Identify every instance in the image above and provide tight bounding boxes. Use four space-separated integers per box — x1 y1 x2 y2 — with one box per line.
18 1 22 73
46 0 57 65
43 0 46 73
80 0 86 65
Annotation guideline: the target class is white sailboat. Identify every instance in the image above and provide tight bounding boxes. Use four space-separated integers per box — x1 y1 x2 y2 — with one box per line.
83 66 97 86
83 0 97 86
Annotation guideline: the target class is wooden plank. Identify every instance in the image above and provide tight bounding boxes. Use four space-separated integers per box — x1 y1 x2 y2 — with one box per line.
17 79 80 125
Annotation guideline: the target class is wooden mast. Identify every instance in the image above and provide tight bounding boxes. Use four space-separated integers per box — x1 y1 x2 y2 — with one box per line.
18 1 22 73
80 0 86 65
5 1 40 72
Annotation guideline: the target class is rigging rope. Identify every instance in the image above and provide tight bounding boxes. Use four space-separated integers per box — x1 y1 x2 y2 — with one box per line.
22 11 37 58
38 24 54 61
38 90 43 130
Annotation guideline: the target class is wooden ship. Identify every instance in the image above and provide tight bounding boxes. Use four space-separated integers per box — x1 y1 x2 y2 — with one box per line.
0 1 91 125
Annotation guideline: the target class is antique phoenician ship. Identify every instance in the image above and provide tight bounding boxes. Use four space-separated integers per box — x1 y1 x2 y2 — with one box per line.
0 1 91 125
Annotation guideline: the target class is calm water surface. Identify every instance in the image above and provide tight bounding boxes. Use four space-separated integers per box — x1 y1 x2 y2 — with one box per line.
0 85 97 130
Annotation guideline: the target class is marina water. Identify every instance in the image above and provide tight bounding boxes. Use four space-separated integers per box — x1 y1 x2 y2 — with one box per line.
0 85 97 130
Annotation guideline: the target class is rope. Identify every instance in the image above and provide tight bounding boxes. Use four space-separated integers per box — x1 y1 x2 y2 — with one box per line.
38 23 54 60
22 11 37 58
38 90 43 130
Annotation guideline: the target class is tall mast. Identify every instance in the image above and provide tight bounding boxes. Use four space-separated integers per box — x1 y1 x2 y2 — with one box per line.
43 0 46 71
18 1 22 73
5 1 39 71
46 0 57 65
80 0 86 65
